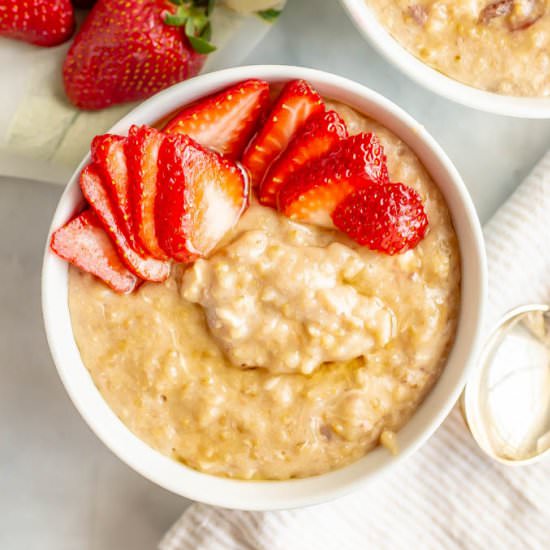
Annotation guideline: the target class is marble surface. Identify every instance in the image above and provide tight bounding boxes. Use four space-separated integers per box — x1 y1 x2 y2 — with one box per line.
0 0 549 549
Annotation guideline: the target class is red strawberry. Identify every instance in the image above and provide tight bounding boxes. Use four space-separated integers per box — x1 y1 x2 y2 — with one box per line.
125 125 168 260
155 134 248 262
79 164 170 281
0 0 74 47
163 79 271 159
259 110 348 208
63 0 207 110
91 134 143 253
241 80 324 187
50 209 139 294
332 183 429 255
278 133 389 226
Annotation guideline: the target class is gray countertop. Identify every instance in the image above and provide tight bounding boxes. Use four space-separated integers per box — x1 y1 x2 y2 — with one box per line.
1 0 549 548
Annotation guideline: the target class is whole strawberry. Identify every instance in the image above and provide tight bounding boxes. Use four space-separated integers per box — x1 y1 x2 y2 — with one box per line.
332 182 429 255
63 0 214 110
0 0 75 47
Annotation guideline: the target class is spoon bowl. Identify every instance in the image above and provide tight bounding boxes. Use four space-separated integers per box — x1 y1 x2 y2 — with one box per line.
464 304 550 465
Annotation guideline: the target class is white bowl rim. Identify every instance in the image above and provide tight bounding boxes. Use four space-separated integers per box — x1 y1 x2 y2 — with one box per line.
42 64 487 511
339 0 550 119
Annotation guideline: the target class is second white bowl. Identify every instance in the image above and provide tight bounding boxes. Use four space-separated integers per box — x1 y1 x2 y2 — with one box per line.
340 0 550 119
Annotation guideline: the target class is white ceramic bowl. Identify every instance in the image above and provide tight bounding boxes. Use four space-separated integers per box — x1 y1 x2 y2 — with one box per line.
340 0 550 119
42 65 487 511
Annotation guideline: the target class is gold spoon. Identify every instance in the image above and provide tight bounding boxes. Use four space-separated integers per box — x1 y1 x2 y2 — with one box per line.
463 304 550 465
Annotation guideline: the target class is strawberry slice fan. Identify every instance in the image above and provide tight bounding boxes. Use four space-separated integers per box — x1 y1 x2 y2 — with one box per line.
50 79 430 293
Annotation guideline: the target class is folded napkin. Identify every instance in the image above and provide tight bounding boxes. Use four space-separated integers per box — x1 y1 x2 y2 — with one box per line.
160 151 550 550
0 1 285 185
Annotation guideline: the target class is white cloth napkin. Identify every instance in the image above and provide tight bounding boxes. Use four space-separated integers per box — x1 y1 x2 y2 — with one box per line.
160 150 550 550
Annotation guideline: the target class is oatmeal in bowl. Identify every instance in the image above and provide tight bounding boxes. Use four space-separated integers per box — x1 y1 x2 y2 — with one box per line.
341 0 550 117
42 66 485 508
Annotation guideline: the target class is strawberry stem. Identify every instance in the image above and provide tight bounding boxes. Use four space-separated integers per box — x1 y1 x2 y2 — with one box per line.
163 0 217 54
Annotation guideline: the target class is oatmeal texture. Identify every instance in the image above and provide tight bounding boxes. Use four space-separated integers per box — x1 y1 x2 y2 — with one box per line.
182 220 395 375
69 101 461 480
366 0 550 97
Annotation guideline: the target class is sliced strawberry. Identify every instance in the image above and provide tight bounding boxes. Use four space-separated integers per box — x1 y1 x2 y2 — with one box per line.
155 134 248 262
125 125 168 260
332 183 429 255
259 110 348 208
50 209 139 294
163 79 270 160
91 133 143 253
278 133 389 226
79 164 170 282
241 79 324 187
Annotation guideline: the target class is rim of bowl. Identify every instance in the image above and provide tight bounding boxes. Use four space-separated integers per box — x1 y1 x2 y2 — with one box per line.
42 65 487 511
339 0 550 119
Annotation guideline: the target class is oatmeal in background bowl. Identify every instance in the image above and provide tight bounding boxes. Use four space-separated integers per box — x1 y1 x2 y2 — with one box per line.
365 0 549 97
341 0 550 117
43 66 485 508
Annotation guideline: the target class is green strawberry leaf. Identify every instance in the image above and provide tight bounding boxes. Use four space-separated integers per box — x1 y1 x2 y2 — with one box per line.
164 4 190 26
164 0 217 54
187 34 217 53
190 9 209 33
185 17 196 36
257 9 282 23
164 12 189 26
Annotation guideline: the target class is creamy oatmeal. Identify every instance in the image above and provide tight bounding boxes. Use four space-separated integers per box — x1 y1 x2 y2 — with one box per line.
182 222 395 375
68 102 461 480
366 0 550 97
